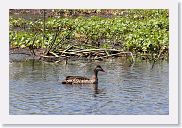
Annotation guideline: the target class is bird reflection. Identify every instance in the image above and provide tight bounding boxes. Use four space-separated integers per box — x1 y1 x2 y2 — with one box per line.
93 83 99 94
62 83 103 97
92 83 105 97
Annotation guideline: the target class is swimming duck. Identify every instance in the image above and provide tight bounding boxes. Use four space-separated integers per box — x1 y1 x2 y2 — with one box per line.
62 65 105 84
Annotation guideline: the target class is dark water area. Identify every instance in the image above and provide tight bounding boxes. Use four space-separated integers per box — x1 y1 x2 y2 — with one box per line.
9 58 169 115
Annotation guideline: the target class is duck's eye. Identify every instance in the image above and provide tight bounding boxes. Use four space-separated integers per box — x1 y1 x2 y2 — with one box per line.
96 67 101 70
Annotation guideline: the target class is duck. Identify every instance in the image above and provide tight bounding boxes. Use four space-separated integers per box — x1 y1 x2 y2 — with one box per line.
62 65 105 84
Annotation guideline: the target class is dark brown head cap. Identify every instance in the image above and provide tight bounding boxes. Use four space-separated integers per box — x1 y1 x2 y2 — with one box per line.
95 65 105 72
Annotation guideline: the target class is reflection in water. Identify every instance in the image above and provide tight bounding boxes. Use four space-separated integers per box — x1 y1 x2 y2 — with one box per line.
93 84 99 95
9 58 169 115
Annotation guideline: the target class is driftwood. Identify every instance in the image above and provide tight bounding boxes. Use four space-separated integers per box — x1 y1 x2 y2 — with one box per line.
41 46 134 62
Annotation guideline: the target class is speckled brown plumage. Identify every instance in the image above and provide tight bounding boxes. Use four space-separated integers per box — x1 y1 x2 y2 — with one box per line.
62 65 105 84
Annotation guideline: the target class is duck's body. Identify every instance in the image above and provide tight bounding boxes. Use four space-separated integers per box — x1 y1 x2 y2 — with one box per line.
62 65 105 84
62 76 97 84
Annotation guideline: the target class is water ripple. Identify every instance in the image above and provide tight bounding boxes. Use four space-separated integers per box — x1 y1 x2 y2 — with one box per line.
10 59 169 115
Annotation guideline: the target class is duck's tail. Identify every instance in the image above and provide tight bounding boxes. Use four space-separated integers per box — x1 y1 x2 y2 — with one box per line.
61 80 67 84
60 80 73 84
58 79 67 84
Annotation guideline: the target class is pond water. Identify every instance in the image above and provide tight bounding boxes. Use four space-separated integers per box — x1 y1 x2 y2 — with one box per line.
9 58 169 115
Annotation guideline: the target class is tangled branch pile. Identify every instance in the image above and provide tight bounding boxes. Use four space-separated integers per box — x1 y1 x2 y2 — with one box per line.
40 44 134 62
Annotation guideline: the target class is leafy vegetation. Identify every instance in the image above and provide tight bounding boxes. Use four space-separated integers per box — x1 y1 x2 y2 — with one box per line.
9 9 169 59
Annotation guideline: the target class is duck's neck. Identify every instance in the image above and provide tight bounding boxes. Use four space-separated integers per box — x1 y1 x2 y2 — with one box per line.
92 69 98 80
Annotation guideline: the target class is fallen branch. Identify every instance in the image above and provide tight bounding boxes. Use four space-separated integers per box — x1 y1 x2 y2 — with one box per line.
49 51 59 57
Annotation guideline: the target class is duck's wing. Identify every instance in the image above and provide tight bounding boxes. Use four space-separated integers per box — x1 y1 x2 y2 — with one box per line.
66 76 90 80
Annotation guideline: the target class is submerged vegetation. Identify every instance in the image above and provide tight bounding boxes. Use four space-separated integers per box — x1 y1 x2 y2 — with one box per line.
9 9 169 61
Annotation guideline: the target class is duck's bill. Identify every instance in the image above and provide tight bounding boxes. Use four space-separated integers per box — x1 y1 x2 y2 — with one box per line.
101 69 106 72
101 70 107 74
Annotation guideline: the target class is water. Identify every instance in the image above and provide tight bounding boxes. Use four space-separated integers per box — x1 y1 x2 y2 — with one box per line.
9 58 169 115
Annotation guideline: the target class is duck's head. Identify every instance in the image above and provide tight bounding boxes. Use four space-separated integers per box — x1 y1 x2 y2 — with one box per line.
95 65 105 72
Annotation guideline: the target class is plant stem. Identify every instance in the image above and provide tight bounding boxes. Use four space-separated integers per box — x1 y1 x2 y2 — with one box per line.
43 9 46 48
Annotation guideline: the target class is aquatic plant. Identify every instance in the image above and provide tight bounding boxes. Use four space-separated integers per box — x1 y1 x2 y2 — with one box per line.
9 9 169 59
